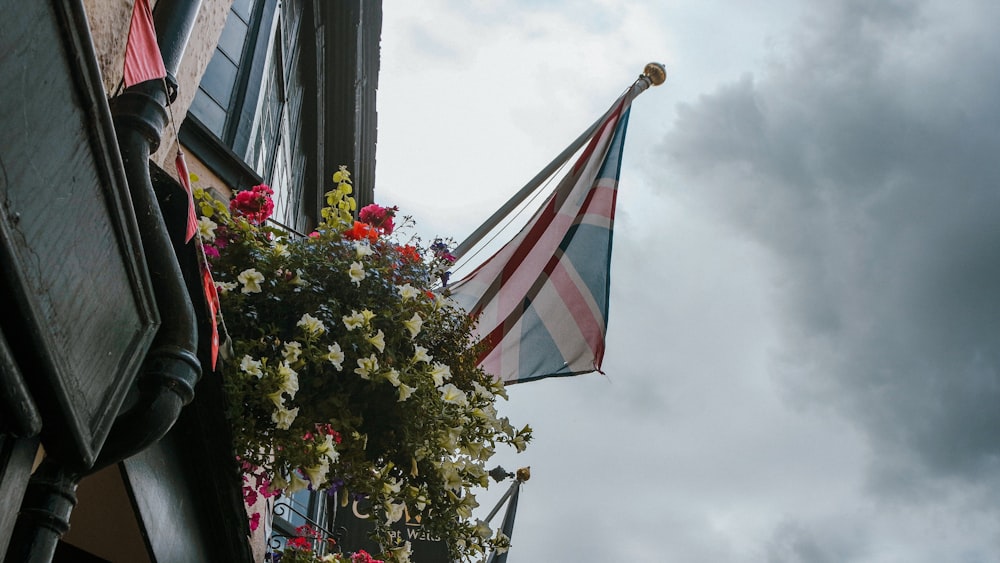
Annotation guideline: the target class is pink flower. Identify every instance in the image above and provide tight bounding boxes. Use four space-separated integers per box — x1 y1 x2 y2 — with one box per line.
249 512 261 531
358 203 397 235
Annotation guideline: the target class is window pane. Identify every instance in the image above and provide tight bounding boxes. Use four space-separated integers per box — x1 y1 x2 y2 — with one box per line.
200 51 239 108
230 0 254 21
217 12 248 63
189 89 227 137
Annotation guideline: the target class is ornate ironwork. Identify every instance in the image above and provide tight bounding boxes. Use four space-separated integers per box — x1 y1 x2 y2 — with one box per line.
268 500 345 556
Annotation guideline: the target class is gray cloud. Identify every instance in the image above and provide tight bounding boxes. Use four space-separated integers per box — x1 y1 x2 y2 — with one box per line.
658 0 1000 502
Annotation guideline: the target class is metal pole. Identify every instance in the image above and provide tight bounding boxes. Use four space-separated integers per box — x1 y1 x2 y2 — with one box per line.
450 63 665 261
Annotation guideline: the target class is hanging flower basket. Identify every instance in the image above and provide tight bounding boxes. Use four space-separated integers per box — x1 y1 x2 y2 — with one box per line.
195 168 530 563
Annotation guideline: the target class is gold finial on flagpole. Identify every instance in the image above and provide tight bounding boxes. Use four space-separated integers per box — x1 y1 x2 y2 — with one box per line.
643 62 667 86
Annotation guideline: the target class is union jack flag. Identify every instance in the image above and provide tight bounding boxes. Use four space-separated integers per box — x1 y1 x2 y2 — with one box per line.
448 88 637 384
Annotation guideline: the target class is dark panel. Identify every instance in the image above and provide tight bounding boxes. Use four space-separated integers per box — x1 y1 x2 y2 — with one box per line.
0 0 158 470
116 169 253 563
0 435 39 557
320 0 382 209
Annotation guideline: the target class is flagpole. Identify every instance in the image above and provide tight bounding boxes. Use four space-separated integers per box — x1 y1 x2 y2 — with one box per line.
451 63 666 261
484 468 531 563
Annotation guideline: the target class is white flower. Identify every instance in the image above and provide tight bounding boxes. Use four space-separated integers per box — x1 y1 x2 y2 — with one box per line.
397 283 420 301
398 384 416 402
354 241 374 258
384 369 401 387
382 478 402 496
367 329 385 353
429 363 451 387
493 532 510 554
304 460 329 488
287 470 308 493
315 433 340 463
343 310 366 330
355 354 379 379
278 362 299 398
197 216 217 242
326 342 345 370
237 268 264 293
439 383 468 406
412 346 432 364
282 341 302 363
267 390 285 408
240 355 263 378
215 280 238 294
297 313 326 335
471 381 493 399
272 405 299 430
456 492 478 520
402 313 422 339
349 261 366 285
473 520 492 540
389 542 412 563
385 502 406 524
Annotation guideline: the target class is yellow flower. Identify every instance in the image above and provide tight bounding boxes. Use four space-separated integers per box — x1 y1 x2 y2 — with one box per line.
272 240 290 257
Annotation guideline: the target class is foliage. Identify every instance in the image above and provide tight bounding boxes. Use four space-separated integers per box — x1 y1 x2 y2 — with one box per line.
195 167 531 562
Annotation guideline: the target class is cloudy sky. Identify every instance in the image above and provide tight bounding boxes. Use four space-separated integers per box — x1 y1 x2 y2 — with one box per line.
375 1 1000 561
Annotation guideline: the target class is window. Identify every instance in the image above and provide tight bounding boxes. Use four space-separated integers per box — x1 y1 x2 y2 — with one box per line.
187 0 305 227
189 1 257 137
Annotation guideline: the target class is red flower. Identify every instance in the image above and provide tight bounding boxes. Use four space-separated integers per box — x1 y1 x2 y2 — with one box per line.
249 512 261 531
231 184 275 224
343 221 379 242
287 536 311 551
397 244 421 264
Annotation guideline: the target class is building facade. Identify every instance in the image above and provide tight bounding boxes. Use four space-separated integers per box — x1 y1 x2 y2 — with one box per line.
0 0 380 561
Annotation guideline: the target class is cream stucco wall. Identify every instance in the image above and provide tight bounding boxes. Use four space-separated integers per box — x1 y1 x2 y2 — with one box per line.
81 0 233 167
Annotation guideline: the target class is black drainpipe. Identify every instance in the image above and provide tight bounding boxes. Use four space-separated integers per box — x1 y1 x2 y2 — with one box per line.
3 2 204 561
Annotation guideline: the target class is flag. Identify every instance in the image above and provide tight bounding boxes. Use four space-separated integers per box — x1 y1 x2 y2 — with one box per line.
123 0 166 88
448 88 637 384
174 151 199 243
